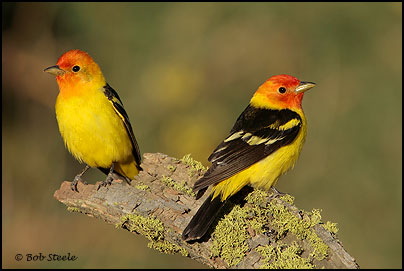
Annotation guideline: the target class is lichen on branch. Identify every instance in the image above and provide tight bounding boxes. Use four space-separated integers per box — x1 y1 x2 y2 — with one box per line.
54 152 359 269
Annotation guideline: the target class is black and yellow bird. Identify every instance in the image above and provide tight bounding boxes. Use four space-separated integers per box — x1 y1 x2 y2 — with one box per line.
182 74 316 241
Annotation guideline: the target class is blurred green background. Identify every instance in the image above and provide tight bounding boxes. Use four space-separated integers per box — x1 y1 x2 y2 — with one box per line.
2 2 401 269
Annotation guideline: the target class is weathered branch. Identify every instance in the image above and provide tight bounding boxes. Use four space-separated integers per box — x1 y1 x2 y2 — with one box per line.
54 152 359 269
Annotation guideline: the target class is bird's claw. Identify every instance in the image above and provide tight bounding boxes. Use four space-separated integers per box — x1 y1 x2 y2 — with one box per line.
269 187 286 198
71 176 88 192
97 174 115 190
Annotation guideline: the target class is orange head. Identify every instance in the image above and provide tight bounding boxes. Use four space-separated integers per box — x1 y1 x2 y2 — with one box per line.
44 49 106 97
251 74 316 111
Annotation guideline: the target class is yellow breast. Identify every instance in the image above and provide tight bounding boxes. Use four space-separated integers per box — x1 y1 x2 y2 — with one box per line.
55 87 133 168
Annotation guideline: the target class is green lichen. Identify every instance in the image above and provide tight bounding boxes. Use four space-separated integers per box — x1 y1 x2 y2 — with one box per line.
256 242 314 269
116 212 188 257
149 240 189 256
161 175 195 197
267 200 328 261
245 190 271 235
246 188 269 206
245 189 329 262
118 213 165 241
180 153 207 177
279 193 295 205
135 183 150 191
248 216 267 235
67 207 81 213
265 202 329 261
210 205 250 267
322 221 339 235
256 244 275 268
307 226 329 260
167 165 177 172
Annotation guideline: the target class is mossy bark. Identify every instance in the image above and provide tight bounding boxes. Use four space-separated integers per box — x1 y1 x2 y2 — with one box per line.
54 152 359 269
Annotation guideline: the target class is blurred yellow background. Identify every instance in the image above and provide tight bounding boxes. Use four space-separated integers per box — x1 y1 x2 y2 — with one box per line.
2 2 401 268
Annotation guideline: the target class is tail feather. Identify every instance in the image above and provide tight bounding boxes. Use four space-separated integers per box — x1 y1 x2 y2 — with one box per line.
114 160 141 180
182 194 226 241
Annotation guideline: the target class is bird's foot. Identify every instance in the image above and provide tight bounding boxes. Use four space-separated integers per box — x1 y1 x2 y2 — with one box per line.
269 187 286 199
71 175 88 192
97 173 115 190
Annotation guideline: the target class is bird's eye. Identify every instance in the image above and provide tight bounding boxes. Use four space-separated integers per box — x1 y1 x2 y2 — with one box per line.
278 87 287 94
72 65 80 72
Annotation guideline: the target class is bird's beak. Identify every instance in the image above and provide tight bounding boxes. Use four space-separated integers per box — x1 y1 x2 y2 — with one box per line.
295 81 316 94
44 65 65 76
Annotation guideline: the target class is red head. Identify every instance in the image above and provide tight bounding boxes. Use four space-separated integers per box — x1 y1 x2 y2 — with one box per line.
251 74 316 111
44 49 106 97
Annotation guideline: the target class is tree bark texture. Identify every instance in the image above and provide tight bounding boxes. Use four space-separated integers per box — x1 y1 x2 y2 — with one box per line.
54 153 359 269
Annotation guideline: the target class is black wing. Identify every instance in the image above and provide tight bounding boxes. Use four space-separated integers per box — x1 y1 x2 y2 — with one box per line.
103 84 142 169
193 105 302 192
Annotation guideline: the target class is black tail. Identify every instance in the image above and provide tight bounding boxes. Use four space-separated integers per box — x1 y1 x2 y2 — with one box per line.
182 194 226 241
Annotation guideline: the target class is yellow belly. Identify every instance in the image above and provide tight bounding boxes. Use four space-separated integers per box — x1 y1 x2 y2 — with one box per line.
212 120 307 201
55 88 134 174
